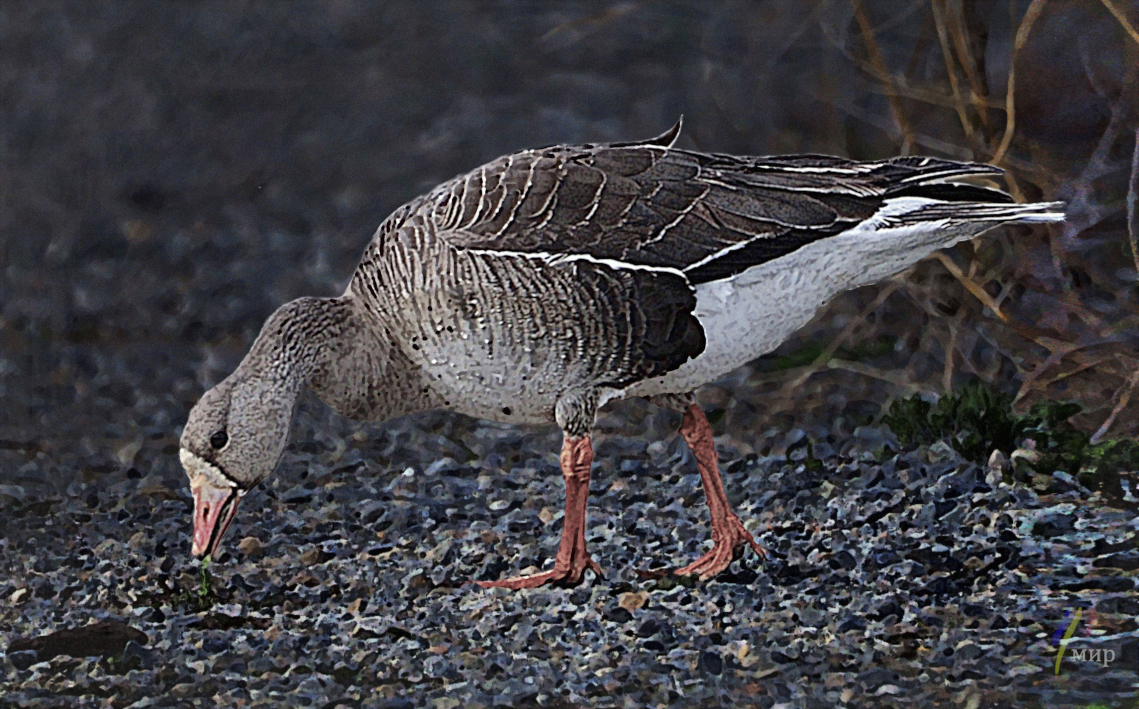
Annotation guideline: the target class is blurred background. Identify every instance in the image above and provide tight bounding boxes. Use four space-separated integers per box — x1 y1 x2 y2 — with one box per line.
1 0 1137 496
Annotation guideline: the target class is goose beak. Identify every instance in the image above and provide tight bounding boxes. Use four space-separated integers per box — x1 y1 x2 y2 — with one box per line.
180 448 244 558
191 481 243 558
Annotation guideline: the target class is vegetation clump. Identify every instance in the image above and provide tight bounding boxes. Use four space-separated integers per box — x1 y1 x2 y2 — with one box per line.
884 382 1139 495
176 555 221 612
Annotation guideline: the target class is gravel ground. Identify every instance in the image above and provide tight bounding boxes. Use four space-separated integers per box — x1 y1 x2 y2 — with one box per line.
2 396 1137 708
3 3 1137 707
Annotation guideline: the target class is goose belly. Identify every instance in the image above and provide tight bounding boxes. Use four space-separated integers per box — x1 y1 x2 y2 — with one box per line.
395 282 588 427
416 335 564 425
626 223 962 399
626 264 824 398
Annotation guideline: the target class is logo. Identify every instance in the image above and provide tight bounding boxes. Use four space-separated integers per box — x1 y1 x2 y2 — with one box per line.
1052 606 1115 674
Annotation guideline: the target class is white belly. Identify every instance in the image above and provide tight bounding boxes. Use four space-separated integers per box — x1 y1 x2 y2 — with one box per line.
624 263 820 398
625 219 975 399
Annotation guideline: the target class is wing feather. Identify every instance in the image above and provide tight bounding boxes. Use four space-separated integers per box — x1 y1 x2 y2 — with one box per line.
428 127 1045 285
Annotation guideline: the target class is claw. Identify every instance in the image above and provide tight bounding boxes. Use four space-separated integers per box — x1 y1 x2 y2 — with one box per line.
477 555 603 590
674 518 766 579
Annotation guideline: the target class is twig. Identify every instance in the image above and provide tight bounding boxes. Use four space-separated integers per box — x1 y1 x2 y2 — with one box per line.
991 0 1048 166
1099 0 1139 48
784 282 902 391
853 0 915 153
933 251 1010 322
1017 346 1117 398
931 0 975 141
949 0 994 135
824 359 926 391
1128 127 1139 276
1091 367 1139 444
864 80 1005 110
943 319 958 393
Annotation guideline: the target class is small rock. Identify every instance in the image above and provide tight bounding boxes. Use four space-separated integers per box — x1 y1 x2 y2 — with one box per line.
289 570 321 587
830 550 857 570
237 536 265 555
122 639 154 669
604 607 633 623
1032 513 1076 538
0 484 27 504
7 649 38 671
699 650 723 675
636 618 662 638
128 531 148 551
1010 445 1041 474
169 683 199 699
618 590 649 613
924 441 961 465
282 486 313 504
985 450 1009 486
954 641 982 661
1047 470 1083 495
933 500 957 520
299 547 324 566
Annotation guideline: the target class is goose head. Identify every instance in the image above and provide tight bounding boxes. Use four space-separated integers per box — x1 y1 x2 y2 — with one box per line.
179 372 296 558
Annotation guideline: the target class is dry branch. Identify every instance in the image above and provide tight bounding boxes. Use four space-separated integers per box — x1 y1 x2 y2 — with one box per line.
991 0 1048 166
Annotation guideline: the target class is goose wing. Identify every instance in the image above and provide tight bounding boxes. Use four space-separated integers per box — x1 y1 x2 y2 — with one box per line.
428 123 1014 285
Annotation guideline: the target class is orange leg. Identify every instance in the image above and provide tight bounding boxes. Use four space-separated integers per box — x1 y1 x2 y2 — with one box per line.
477 435 603 589
674 403 766 579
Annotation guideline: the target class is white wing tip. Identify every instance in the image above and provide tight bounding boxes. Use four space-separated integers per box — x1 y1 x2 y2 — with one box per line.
1012 201 1066 223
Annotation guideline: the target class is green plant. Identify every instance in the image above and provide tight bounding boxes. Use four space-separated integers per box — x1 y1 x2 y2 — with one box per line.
883 382 1020 461
177 555 220 612
884 383 1139 491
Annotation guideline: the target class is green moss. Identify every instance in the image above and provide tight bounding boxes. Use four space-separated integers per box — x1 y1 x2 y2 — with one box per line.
884 383 1139 492
176 555 221 612
884 382 1020 461
767 341 825 370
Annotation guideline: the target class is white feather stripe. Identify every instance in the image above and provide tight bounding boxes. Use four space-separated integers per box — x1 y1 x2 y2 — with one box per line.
859 197 1065 231
463 248 688 278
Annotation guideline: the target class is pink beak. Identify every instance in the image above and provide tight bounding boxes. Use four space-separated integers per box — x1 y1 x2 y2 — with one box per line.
191 483 243 558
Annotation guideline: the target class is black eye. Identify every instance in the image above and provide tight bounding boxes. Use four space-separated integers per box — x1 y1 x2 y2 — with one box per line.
209 430 228 449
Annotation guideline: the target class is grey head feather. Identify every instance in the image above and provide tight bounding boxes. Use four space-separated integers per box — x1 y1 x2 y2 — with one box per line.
180 368 300 490
180 297 346 489
180 295 428 492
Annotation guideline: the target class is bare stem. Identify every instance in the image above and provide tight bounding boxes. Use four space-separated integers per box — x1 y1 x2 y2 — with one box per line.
992 0 1048 166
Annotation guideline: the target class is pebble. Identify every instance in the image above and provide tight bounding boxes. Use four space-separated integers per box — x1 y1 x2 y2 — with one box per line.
237 536 265 556
2 388 1134 709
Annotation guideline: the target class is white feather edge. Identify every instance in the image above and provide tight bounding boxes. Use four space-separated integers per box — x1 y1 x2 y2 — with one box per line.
464 197 1064 275
180 448 237 490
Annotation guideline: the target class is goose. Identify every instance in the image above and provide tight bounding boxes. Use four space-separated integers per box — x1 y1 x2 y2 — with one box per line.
179 121 1063 589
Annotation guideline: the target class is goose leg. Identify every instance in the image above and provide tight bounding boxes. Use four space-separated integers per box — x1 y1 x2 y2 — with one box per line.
674 403 766 579
477 435 603 589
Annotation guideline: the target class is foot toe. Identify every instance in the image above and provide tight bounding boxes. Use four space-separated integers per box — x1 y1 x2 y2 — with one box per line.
675 526 765 579
476 556 602 590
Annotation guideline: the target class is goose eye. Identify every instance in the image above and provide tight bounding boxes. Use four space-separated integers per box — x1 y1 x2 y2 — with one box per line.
209 430 228 449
